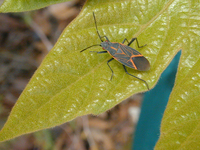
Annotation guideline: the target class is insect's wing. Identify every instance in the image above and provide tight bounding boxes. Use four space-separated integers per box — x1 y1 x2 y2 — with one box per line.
119 44 141 56
114 44 150 71
131 56 150 71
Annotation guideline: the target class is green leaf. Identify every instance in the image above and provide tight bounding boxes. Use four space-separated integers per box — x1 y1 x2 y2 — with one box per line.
0 0 70 12
0 0 199 147
154 0 200 149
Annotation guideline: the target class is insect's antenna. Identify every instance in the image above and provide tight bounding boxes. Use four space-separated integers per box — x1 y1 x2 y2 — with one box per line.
80 44 101 52
93 12 103 42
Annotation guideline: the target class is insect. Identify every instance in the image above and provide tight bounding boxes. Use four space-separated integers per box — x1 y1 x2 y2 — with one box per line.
80 12 150 90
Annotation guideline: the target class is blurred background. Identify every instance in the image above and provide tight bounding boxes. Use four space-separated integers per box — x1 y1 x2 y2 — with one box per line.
0 0 146 149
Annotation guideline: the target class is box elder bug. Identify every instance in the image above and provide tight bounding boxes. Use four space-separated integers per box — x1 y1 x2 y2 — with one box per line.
80 12 150 90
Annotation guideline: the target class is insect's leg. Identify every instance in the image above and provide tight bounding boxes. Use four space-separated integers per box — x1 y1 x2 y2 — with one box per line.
123 38 137 46
90 51 107 54
123 38 147 48
122 38 130 44
107 58 115 80
100 36 110 42
122 38 137 46
134 38 147 48
90 51 114 80
123 65 149 90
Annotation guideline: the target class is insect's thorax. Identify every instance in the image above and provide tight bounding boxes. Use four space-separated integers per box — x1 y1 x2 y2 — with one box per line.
101 41 119 56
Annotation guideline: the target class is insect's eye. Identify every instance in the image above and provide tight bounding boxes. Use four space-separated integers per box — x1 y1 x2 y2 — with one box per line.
105 40 108 42
102 47 105 50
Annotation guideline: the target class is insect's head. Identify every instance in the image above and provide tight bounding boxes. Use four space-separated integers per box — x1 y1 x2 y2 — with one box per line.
100 40 110 49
